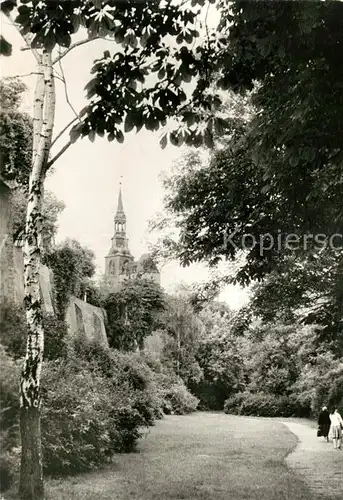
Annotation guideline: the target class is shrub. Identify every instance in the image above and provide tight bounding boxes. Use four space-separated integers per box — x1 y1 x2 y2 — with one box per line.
42 314 69 360
0 336 198 485
109 407 144 453
109 351 164 424
0 300 27 359
71 340 163 426
141 352 199 415
41 353 149 475
161 384 199 415
0 341 158 481
224 391 309 418
0 346 21 492
223 392 250 415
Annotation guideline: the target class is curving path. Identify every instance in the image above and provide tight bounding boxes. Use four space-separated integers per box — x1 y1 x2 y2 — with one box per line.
282 420 343 499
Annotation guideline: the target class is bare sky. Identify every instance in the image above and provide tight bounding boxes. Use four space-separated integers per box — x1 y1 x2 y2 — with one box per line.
1 13 249 309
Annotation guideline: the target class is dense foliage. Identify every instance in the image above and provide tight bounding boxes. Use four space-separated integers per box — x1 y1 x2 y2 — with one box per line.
224 323 342 418
0 346 21 492
0 79 32 189
1 0 235 150
192 303 245 410
157 1 343 346
0 309 198 491
10 188 65 251
160 295 204 385
155 292 342 417
157 296 247 410
104 278 165 351
249 252 343 355
45 239 96 320
0 79 65 250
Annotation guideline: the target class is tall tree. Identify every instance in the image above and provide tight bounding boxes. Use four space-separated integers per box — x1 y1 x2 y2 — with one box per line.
159 1 343 343
249 250 343 354
192 301 245 409
105 278 165 351
162 0 343 258
161 294 204 384
217 0 343 236
1 3 223 494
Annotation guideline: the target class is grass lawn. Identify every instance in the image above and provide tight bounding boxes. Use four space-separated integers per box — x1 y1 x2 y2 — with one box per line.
40 412 318 500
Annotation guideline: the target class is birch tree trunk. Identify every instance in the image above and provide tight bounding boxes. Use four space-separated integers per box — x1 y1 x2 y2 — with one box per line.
19 50 55 500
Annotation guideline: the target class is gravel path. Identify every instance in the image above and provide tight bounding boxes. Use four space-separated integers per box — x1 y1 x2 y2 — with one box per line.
282 421 343 499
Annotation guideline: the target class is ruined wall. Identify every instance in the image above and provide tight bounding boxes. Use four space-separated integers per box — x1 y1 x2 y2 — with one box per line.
0 180 23 304
0 180 55 315
65 296 108 347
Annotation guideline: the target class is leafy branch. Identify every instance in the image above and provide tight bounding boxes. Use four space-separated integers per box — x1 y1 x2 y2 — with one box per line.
52 37 100 65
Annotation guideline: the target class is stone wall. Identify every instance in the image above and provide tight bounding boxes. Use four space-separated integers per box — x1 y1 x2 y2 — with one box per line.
0 180 13 303
0 179 108 347
1 179 57 314
65 296 108 347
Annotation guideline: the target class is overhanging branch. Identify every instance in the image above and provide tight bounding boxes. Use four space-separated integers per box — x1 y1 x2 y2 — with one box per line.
53 37 99 64
46 140 72 170
52 35 120 64
51 117 78 148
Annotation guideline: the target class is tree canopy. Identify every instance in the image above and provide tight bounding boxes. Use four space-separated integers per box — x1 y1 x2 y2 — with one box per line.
156 1 343 346
0 78 32 188
163 0 343 274
1 0 234 149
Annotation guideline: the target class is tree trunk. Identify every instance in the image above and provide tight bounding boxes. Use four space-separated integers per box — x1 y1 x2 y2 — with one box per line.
19 167 45 500
19 407 44 499
19 50 55 500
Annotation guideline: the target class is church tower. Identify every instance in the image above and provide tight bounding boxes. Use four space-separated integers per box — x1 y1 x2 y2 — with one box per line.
104 185 134 290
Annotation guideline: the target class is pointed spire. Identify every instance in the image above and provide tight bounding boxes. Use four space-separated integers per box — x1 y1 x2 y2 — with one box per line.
117 186 124 214
115 179 126 224
116 177 125 214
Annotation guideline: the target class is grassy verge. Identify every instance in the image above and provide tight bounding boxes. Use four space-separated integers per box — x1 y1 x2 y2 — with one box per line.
34 412 317 500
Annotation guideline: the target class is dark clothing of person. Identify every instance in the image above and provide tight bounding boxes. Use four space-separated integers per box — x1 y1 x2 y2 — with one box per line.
318 409 331 437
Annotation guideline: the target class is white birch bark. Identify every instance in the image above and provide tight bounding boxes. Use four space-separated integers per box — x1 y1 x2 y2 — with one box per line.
21 49 55 410
19 50 55 500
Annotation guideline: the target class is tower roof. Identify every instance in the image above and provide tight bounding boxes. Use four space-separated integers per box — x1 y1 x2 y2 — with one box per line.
115 186 126 221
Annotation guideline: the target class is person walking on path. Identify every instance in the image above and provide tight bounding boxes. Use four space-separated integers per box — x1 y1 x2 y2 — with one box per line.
329 408 343 450
318 406 331 442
